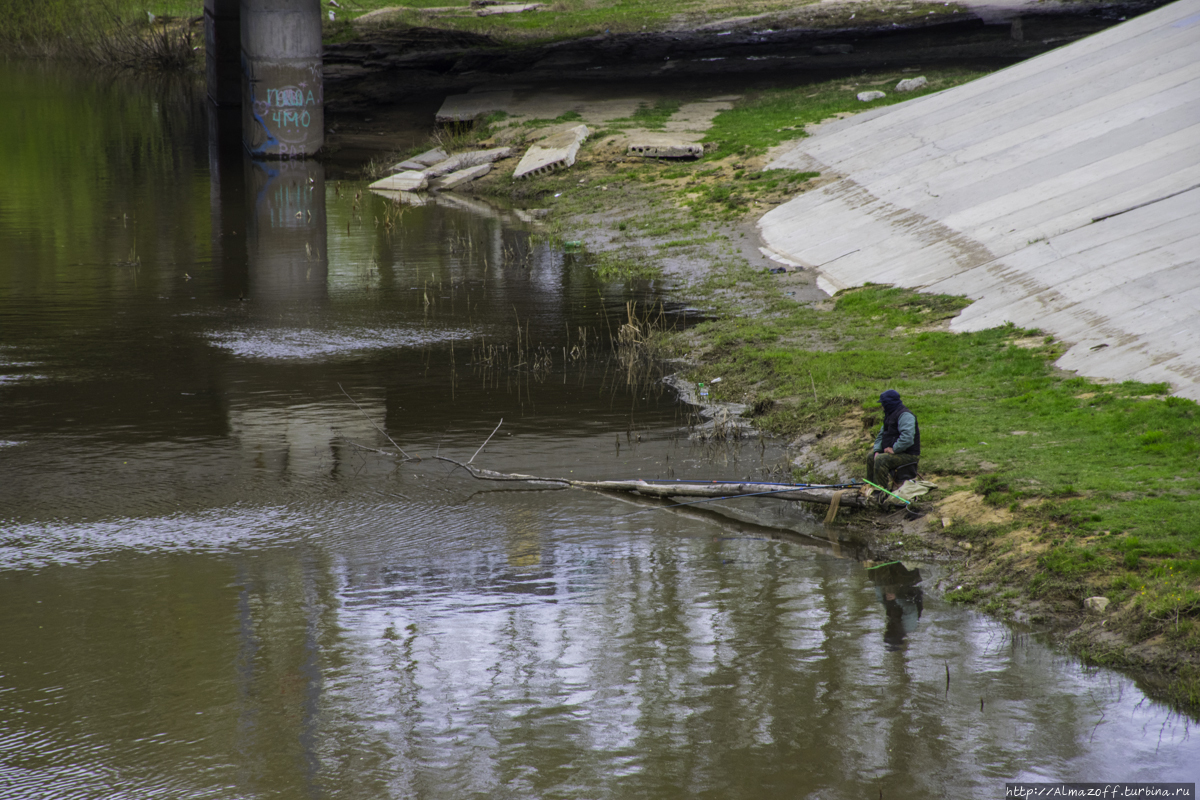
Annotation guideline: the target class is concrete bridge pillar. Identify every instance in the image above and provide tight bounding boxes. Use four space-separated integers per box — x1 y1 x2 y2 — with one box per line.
204 0 242 106
240 0 323 158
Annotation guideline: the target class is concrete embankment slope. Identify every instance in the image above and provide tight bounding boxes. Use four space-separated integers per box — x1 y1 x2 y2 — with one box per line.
758 0 1200 400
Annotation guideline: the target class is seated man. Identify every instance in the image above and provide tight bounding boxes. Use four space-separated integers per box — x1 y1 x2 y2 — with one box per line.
866 389 920 492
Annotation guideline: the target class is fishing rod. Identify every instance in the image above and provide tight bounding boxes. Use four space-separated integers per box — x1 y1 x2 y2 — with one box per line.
638 478 863 490
861 478 911 506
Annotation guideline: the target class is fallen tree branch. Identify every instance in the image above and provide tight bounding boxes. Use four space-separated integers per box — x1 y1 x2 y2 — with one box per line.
338 384 418 461
468 419 503 465
429 457 868 507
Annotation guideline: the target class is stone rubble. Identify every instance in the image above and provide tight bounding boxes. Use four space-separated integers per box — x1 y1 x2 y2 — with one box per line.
389 147 448 172
430 163 493 191
895 76 928 92
369 147 512 192
513 124 590 179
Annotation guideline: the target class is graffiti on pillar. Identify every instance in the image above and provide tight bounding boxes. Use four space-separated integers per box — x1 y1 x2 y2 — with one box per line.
252 81 322 150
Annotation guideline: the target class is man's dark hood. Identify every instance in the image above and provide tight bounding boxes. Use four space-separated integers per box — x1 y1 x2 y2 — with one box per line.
880 389 903 415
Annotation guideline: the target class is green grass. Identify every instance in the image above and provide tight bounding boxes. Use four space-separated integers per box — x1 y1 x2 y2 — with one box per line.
327 0 965 45
589 249 662 281
681 277 1200 642
329 0 805 41
702 68 990 158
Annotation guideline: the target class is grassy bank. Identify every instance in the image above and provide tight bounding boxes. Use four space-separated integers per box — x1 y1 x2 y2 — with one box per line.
451 67 1200 710
689 276 1200 684
330 0 963 42
1 0 199 67
2 0 965 50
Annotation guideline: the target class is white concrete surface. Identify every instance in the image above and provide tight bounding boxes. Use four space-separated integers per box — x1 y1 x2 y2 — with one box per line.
423 147 513 178
389 147 448 172
369 170 428 191
759 0 1200 400
429 162 492 190
513 124 589 178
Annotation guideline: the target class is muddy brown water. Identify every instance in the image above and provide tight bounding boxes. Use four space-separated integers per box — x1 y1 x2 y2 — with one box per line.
0 61 1195 799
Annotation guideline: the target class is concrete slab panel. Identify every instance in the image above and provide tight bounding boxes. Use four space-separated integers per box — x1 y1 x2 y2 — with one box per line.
628 139 704 158
369 171 429 192
423 147 513 178
513 125 589 179
390 147 448 172
430 163 492 191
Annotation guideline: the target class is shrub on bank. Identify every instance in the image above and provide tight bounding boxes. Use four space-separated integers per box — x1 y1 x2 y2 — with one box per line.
1 0 200 70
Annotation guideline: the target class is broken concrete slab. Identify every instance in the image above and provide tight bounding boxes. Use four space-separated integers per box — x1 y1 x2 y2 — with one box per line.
513 125 589 179
513 208 551 224
475 2 541 15
628 140 703 159
896 76 928 92
369 170 429 192
430 163 492 191
390 147 448 172
423 147 513 178
369 189 428 206
435 91 513 123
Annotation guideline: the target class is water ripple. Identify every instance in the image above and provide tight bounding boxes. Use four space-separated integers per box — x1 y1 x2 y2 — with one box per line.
205 326 475 361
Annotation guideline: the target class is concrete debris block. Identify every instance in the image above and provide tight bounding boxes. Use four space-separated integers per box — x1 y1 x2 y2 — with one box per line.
628 141 704 159
896 76 928 92
1085 596 1111 615
369 170 429 192
390 147 448 172
435 90 513 123
475 2 541 15
857 91 887 102
813 44 854 55
513 124 589 179
513 208 551 223
369 189 428 206
430 163 492 190
424 147 513 178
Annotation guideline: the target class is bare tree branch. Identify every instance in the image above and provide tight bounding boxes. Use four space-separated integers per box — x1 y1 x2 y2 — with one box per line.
338 383 414 460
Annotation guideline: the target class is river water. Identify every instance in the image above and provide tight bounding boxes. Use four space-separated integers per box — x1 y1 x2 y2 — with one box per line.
0 61 1195 799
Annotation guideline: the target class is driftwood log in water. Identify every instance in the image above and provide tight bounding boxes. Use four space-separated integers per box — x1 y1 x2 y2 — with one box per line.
334 405 870 509
431 458 871 508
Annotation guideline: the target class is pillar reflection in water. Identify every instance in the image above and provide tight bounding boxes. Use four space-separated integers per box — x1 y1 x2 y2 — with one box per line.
245 157 328 306
207 102 250 299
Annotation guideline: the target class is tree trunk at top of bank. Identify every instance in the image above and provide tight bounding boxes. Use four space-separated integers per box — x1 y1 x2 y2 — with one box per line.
240 0 323 158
